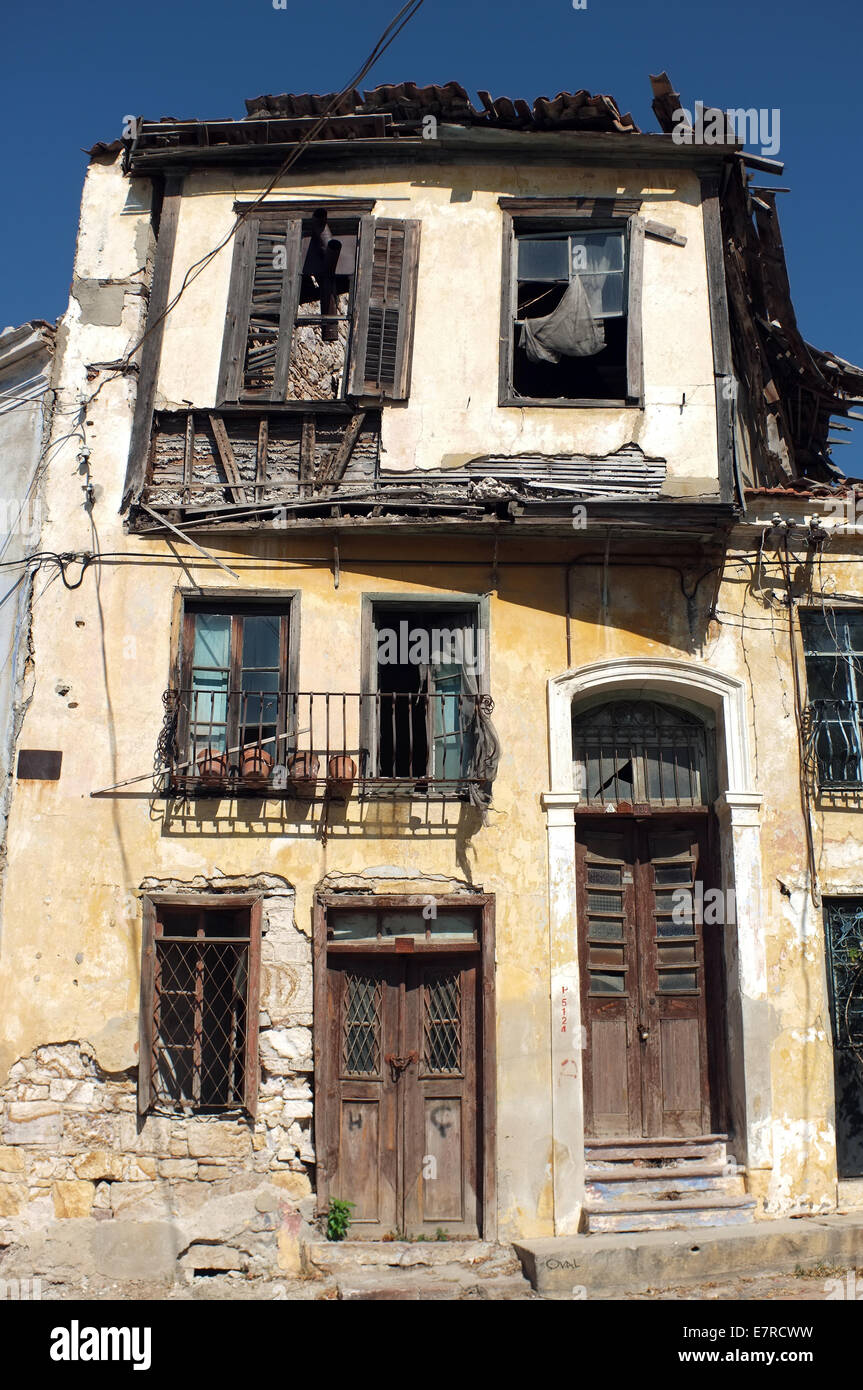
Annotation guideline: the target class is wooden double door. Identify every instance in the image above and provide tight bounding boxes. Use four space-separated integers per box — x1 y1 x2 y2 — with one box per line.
576 816 716 1138
324 954 480 1237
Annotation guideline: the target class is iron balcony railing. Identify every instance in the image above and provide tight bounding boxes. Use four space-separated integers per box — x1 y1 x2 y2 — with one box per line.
157 688 488 798
805 699 863 789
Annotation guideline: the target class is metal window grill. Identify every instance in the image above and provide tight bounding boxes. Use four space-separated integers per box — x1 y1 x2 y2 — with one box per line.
824 900 863 1059
804 700 863 788
152 936 249 1110
342 974 381 1076
423 972 462 1075
572 700 708 807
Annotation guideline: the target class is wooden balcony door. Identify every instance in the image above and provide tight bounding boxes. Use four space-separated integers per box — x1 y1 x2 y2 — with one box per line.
576 817 714 1138
324 954 481 1237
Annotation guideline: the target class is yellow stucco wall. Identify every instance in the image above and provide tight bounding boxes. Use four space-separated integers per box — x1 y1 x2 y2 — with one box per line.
0 154 854 1238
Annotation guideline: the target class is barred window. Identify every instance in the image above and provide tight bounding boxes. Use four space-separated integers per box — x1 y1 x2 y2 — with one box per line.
138 898 261 1117
802 611 863 787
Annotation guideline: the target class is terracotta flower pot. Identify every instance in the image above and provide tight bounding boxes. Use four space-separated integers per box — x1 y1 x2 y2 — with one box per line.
327 754 357 799
196 749 228 783
241 746 274 784
287 751 320 800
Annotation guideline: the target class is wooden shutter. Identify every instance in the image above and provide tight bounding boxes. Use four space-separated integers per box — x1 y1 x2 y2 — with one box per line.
626 215 645 404
349 217 420 400
137 897 157 1115
218 218 302 403
243 897 263 1119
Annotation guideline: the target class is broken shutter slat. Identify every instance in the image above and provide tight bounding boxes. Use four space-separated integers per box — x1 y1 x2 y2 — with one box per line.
218 218 257 403
272 221 303 401
626 215 645 405
138 897 157 1115
349 217 421 401
244 898 263 1120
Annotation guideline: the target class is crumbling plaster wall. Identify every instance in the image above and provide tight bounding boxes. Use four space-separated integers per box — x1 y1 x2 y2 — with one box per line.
155 161 720 493
0 153 851 1257
0 874 317 1281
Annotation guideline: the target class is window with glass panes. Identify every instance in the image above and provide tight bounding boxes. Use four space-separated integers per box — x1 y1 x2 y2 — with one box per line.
508 222 632 403
802 611 863 786
179 603 291 775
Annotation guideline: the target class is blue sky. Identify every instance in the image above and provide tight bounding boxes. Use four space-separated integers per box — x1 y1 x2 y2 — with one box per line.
4 0 862 470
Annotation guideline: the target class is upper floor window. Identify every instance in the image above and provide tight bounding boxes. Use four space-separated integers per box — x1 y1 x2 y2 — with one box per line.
499 198 644 408
802 610 863 787
218 203 420 407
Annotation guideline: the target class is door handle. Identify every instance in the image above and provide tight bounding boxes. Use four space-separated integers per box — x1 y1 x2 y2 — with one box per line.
638 1025 650 1043
385 1051 417 1082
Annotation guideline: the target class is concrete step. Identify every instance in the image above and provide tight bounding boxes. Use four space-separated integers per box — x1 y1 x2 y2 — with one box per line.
336 1269 537 1301
586 1172 746 1202
585 1136 728 1165
305 1239 523 1280
585 1161 740 1181
586 1194 757 1234
515 1213 863 1297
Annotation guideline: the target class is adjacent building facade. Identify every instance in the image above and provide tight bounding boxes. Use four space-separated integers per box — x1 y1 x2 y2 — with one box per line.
1 77 863 1277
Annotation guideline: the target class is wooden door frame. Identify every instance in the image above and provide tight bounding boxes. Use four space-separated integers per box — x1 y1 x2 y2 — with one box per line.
575 807 728 1139
313 891 497 1241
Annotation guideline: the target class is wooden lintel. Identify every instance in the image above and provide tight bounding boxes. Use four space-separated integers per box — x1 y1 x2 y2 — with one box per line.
208 413 247 504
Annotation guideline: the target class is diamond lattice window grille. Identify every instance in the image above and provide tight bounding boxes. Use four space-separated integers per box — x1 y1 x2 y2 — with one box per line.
343 973 382 1076
152 940 249 1110
423 971 462 1075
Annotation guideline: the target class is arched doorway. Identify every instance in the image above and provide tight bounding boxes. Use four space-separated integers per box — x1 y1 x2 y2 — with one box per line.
571 698 724 1139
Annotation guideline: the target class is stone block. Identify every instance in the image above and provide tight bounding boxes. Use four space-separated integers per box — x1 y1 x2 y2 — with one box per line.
0 1146 26 1173
53 1180 95 1219
118 1113 172 1156
0 1183 26 1217
157 1159 197 1179
270 1171 312 1201
49 1080 97 1107
91 1219 183 1281
129 1158 157 1180
74 1151 124 1182
259 1028 313 1076
2 1103 63 1146
32 1045 89 1080
187 1120 252 1159
179 1243 247 1272
109 1181 159 1218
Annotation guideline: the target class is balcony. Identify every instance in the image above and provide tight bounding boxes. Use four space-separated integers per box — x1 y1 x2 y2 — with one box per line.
805 699 863 789
156 688 494 800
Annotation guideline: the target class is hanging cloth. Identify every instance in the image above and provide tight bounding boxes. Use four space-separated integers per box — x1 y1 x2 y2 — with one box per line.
520 275 605 363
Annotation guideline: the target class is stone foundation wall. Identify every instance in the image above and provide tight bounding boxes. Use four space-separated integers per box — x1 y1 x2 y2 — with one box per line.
0 876 320 1284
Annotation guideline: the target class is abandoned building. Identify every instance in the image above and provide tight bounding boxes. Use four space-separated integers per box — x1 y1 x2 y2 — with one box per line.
2 72 863 1289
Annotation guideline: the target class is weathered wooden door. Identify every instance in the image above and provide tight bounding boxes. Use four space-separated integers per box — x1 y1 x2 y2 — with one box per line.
576 817 713 1138
326 954 480 1236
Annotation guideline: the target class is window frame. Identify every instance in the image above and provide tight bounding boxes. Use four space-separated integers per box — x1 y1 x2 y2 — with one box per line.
218 202 420 409
172 591 300 786
138 893 262 1118
359 592 491 790
802 608 863 788
498 197 645 409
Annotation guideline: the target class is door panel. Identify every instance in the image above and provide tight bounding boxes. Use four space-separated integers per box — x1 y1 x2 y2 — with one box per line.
326 953 480 1236
404 959 479 1236
328 962 399 1233
577 817 714 1138
577 826 641 1136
